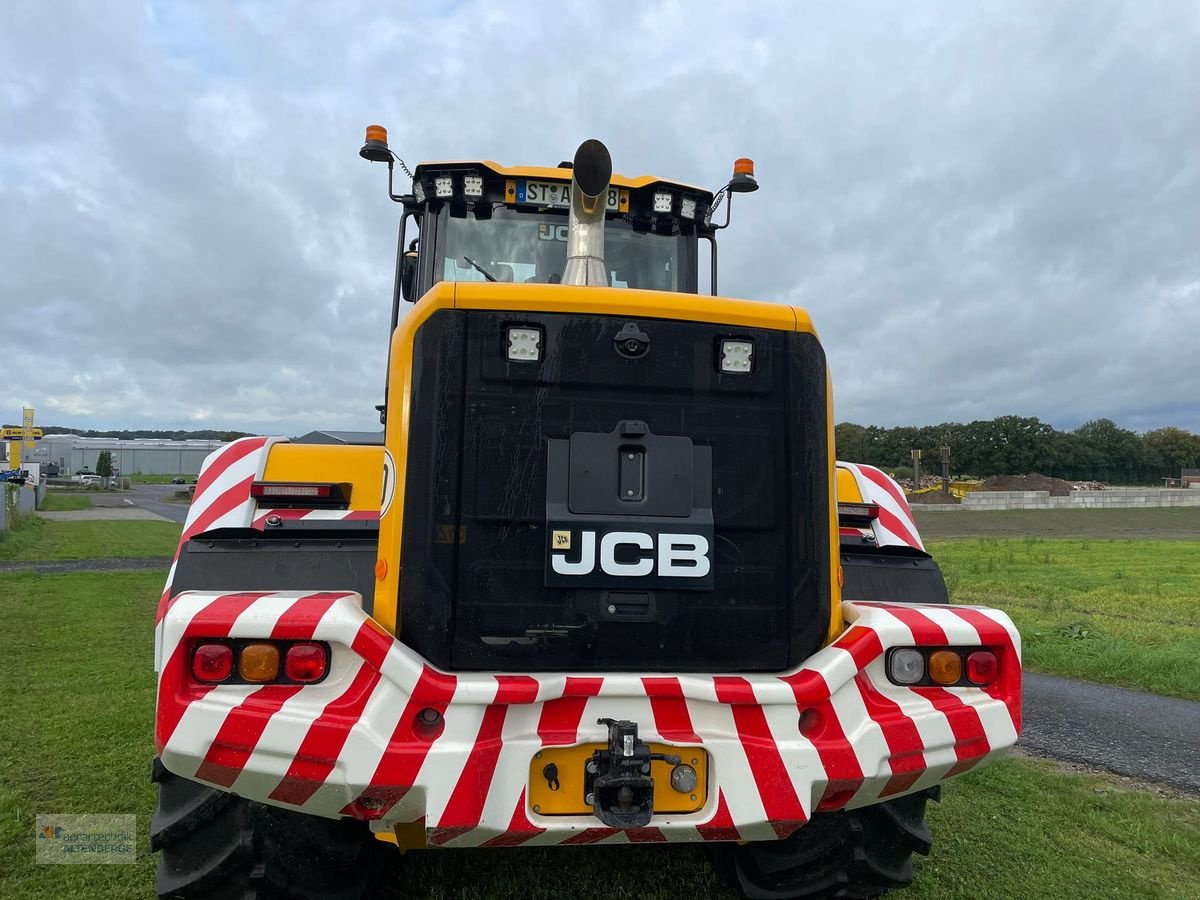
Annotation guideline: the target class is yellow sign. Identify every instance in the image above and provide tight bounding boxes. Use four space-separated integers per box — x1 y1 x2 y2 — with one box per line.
5 407 41 471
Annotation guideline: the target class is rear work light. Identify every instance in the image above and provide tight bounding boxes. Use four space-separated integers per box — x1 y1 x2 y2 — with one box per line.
249 481 351 509
506 326 543 363
190 640 330 685
718 338 754 374
886 647 1000 688
837 502 880 526
462 174 483 198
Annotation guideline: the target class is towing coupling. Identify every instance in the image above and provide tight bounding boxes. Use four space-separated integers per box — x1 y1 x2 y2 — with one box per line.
586 718 682 828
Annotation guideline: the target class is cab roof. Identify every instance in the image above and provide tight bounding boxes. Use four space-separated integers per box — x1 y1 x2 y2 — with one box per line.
412 159 714 200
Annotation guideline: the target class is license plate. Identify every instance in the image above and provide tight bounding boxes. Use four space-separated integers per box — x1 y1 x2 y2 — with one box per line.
514 180 628 212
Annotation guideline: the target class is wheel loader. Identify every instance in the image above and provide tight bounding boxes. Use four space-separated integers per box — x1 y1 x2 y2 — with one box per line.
151 131 1022 899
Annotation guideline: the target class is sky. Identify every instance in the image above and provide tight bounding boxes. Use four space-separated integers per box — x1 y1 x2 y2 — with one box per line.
1 0 1197 435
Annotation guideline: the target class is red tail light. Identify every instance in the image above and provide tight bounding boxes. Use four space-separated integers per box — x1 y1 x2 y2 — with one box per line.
192 643 233 682
837 502 880 526
966 650 998 685
249 481 350 509
285 643 328 683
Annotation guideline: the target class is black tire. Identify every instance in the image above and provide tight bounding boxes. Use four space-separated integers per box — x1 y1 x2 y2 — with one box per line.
709 787 940 899
150 758 383 899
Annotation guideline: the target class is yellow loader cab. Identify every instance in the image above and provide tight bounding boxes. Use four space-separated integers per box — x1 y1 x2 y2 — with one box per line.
150 133 1022 900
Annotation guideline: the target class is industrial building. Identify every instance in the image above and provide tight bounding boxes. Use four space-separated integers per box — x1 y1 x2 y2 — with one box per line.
20 435 227 477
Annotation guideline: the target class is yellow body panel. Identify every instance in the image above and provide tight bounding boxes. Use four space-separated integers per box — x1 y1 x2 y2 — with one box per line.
453 281 809 333
372 281 843 646
373 287 459 635
261 444 385 511
527 744 708 816
836 467 865 504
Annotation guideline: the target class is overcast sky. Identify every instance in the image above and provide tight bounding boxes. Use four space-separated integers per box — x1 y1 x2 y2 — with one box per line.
2 1 1197 435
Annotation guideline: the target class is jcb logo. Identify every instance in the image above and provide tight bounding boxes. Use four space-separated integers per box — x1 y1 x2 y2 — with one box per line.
550 530 711 579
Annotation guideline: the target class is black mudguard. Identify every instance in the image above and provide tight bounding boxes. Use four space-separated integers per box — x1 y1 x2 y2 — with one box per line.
840 549 949 605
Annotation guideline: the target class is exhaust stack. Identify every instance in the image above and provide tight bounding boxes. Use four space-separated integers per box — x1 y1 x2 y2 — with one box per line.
562 139 612 286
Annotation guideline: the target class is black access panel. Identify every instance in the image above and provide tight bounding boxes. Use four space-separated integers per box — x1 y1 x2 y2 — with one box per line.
545 419 715 592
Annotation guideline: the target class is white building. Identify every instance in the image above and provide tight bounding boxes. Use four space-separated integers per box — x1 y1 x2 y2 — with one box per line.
23 435 227 476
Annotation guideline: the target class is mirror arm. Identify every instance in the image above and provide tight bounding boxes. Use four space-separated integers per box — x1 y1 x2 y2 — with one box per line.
387 159 416 206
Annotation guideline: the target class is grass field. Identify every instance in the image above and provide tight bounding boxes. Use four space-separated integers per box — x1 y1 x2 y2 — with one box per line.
1 566 1197 899
37 492 94 512
127 474 189 484
1 510 1197 897
933 538 1200 700
0 518 179 562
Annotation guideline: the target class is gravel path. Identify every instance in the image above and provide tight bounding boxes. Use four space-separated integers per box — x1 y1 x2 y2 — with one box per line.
1022 672 1200 793
38 508 173 522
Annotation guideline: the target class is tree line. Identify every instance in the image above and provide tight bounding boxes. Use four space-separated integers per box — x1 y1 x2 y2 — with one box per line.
836 416 1200 484
5 426 254 443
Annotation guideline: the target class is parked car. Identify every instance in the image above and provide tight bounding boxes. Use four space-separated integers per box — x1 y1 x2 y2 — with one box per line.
170 477 186 485
79 474 101 486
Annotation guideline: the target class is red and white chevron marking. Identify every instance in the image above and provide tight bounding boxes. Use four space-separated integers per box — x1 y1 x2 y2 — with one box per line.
155 437 281 669
837 462 924 551
155 438 381 668
156 593 1020 847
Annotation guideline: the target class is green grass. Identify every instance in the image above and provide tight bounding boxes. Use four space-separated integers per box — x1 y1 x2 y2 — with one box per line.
932 538 1200 700
37 493 94 512
127 474 189 484
0 571 159 899
0 566 1197 899
0 519 179 562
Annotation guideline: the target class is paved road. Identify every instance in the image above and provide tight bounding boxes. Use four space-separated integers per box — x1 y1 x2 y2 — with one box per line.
1022 672 1200 792
126 483 191 525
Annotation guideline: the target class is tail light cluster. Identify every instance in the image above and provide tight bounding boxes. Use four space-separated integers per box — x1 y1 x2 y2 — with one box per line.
886 647 998 688
191 640 330 685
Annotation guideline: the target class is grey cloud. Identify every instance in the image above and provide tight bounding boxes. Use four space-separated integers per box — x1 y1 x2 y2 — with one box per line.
1 0 1197 434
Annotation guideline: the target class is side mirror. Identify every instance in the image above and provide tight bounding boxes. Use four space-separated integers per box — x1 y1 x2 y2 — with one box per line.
400 250 418 302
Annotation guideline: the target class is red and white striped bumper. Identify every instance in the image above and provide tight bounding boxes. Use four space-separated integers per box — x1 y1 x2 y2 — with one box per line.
155 593 1021 847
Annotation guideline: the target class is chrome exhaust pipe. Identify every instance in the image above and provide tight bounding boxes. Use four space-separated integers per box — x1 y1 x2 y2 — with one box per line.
562 139 612 286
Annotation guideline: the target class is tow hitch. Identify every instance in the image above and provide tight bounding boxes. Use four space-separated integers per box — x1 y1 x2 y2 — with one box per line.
585 718 681 828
